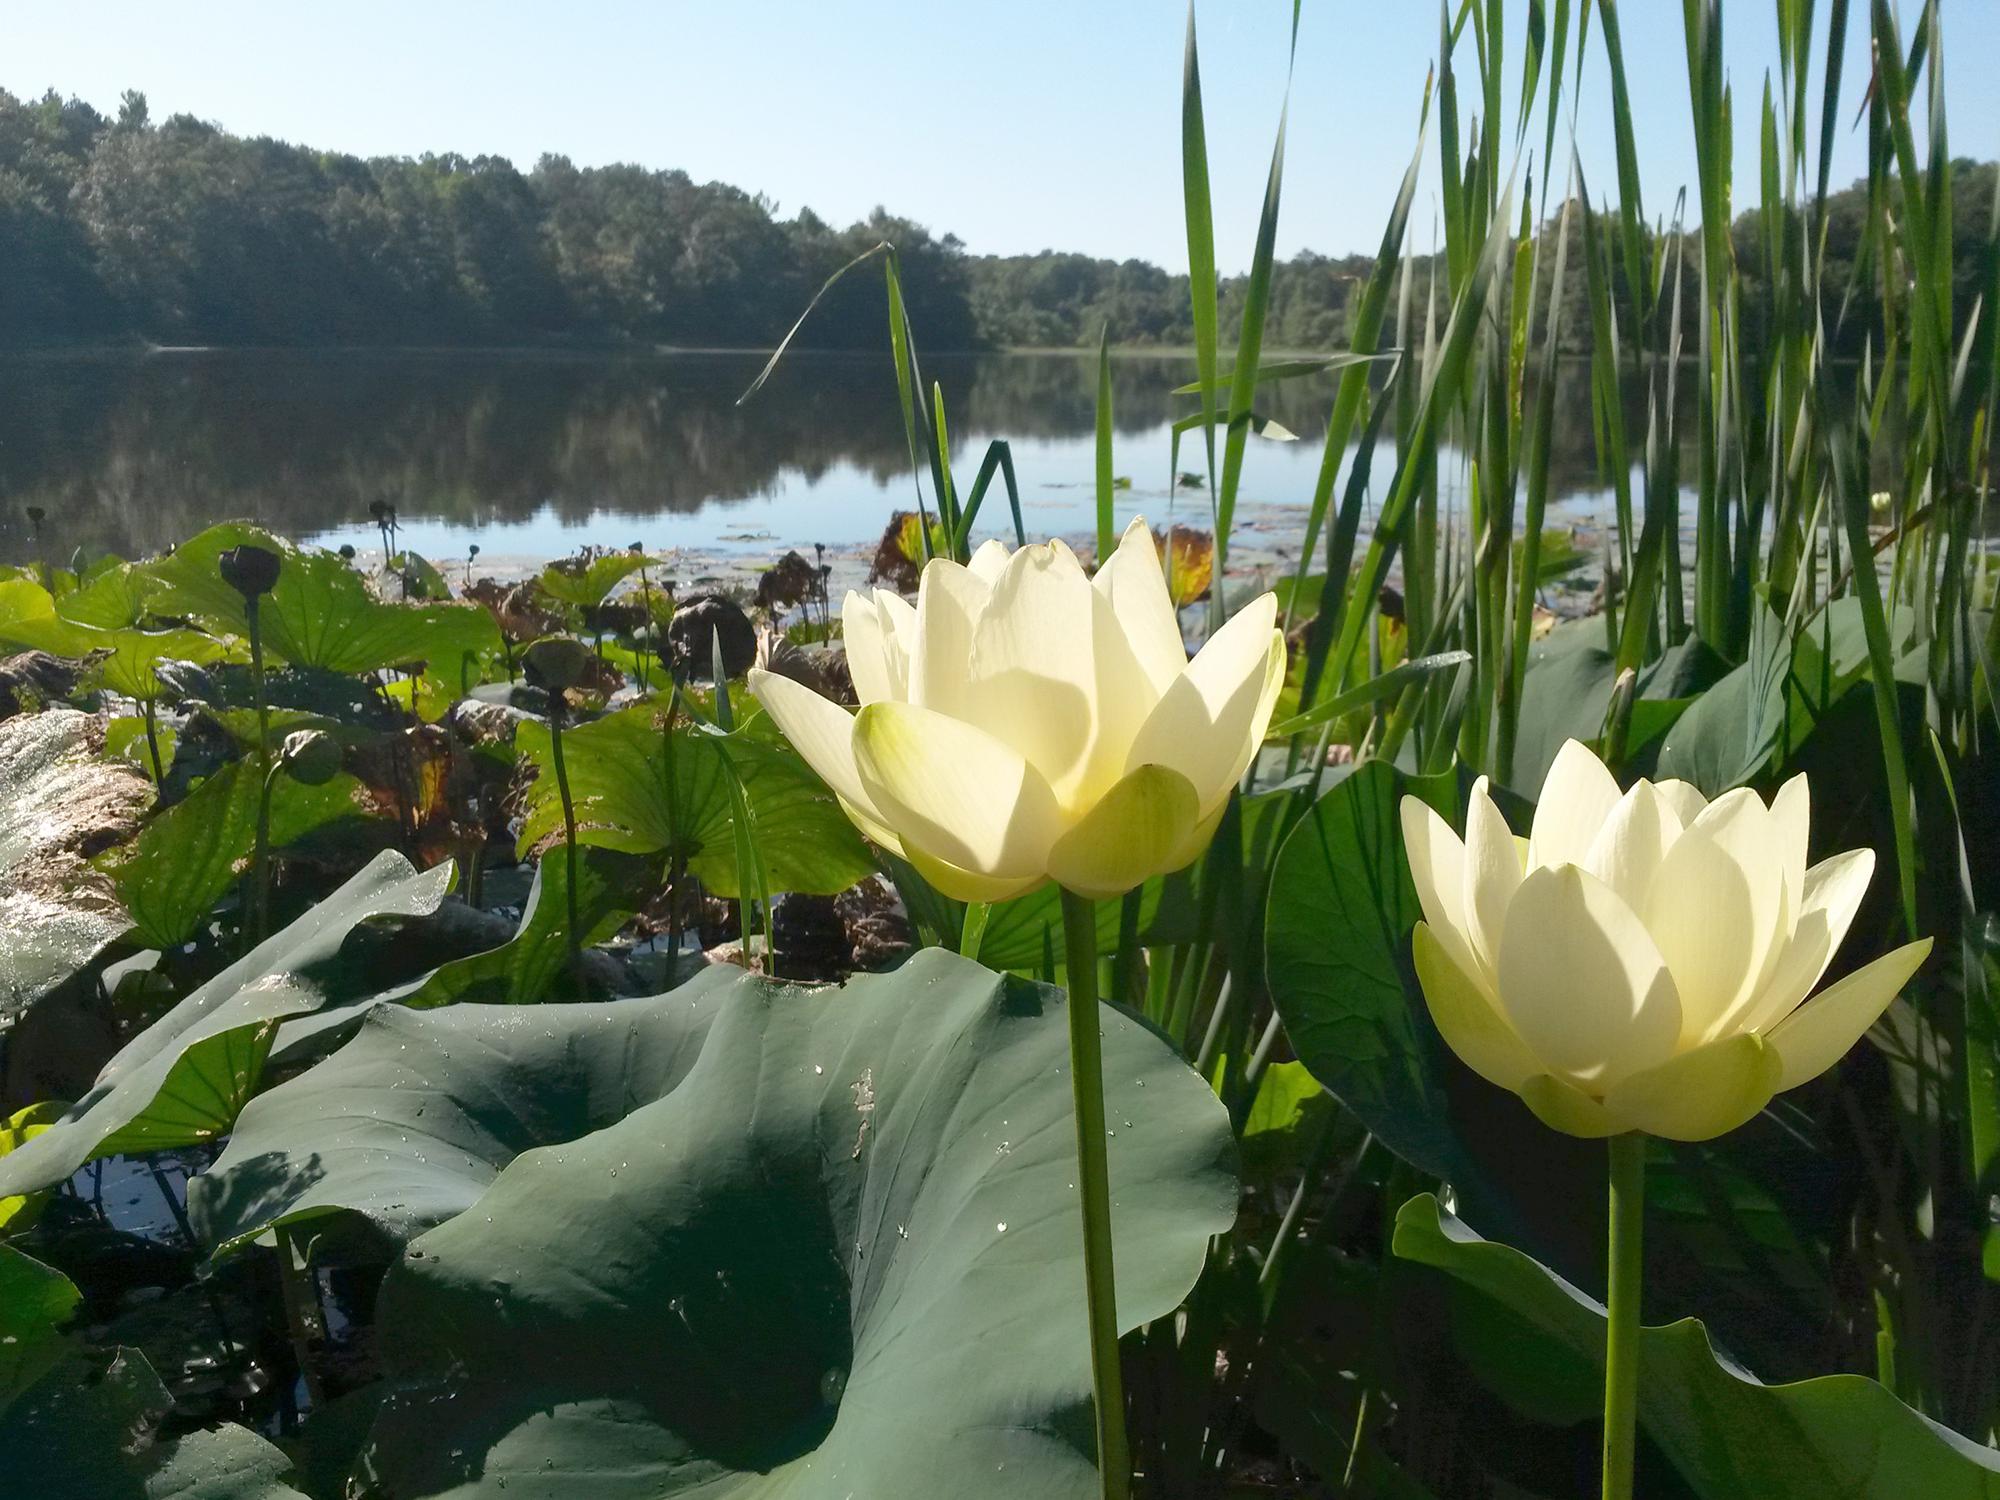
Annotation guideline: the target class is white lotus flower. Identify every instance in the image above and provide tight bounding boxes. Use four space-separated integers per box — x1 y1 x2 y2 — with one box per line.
1400 740 1932 1141
749 518 1285 902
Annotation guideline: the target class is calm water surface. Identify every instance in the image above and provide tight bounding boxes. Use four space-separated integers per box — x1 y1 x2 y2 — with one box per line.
0 350 1651 570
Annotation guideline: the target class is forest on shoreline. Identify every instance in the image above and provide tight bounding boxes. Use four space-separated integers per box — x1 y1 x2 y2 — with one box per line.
2 86 1995 359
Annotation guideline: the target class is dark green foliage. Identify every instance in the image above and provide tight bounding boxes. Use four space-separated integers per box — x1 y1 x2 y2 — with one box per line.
8 83 1987 357
0 89 977 351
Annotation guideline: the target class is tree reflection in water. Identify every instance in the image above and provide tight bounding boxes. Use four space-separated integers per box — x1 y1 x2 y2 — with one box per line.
0 350 1688 565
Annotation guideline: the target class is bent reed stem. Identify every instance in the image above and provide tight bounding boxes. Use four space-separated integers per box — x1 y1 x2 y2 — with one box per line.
1603 1132 1647 1500
1059 886 1131 1500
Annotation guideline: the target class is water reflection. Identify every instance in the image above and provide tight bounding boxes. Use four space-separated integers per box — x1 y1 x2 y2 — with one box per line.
0 349 1691 565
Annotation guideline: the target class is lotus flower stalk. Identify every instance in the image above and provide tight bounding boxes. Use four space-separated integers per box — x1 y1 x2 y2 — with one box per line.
1400 739 1932 1500
751 518 1285 1500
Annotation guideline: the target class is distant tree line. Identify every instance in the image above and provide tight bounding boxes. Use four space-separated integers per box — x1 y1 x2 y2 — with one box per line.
975 162 2000 362
1 87 1993 359
0 88 975 349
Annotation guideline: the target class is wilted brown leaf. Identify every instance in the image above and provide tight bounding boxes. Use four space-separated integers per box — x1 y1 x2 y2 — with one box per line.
464 578 564 644
1155 525 1214 609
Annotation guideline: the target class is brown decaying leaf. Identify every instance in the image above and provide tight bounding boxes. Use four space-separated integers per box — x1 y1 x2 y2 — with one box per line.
463 577 565 644
1154 525 1214 609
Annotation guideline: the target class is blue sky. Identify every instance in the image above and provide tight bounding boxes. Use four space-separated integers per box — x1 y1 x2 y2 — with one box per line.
4 1 1993 273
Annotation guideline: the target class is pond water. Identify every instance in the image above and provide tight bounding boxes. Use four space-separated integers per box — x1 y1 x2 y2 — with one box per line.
0 349 1652 574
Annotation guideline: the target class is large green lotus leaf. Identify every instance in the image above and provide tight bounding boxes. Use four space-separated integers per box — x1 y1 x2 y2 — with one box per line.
386 550 454 601
0 1244 80 1411
1394 1194 2000 1498
192 947 724 1256
145 522 501 675
0 852 454 1200
1266 761 1466 1178
1264 760 1601 1273
1807 596 1926 686
95 627 232 700
56 559 167 628
102 758 375 949
515 701 873 898
4 1341 309 1500
537 550 661 609
1504 616 1738 796
205 950 1237 1496
0 1103 64 1232
1653 604 1791 796
0 573 230 700
0 710 150 1029
0 575 105 656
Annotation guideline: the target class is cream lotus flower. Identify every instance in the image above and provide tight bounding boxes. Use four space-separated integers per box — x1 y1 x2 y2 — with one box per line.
748 518 1286 903
1400 740 1932 1141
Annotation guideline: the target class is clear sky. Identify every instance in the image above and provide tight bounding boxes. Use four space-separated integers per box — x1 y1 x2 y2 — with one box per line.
3 1 1993 273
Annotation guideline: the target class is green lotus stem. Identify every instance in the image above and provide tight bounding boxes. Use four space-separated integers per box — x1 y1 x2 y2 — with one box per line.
1058 886 1130 1500
246 595 270 764
957 901 990 958
1110 888 1142 1001
635 563 654 692
252 759 283 945
547 710 582 974
662 689 684 960
247 596 274 946
143 696 164 784
1602 1132 1647 1500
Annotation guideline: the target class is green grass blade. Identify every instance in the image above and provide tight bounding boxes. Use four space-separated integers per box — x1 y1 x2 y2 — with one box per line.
1182 1 1221 600
1500 192 1575 773
953 440 1025 551
1214 86 1294 628
1595 0 1654 336
1096 322 1115 563
735 240 890 406
883 250 940 558
1283 85 1432 636
1267 650 1472 739
1331 182 1516 697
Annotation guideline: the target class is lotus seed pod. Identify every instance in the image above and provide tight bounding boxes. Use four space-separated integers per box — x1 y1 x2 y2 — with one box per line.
219 543 282 600
279 729 342 786
522 636 594 693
